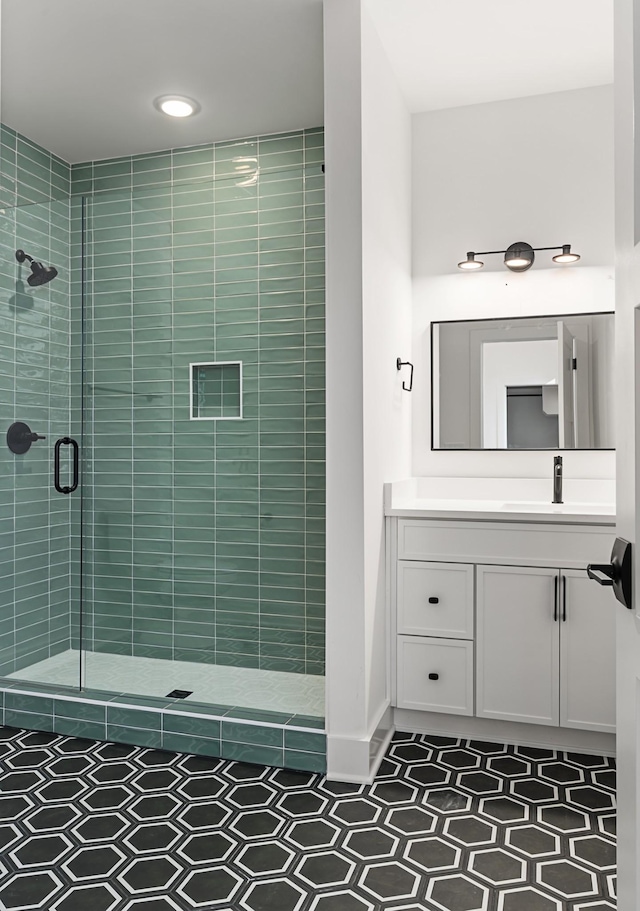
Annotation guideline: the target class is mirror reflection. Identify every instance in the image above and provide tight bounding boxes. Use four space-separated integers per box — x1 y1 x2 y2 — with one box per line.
432 312 615 450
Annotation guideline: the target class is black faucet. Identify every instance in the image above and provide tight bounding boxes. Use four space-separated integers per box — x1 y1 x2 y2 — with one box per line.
553 455 563 504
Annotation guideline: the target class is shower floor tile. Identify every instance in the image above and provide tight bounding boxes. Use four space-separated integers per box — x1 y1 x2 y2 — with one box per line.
8 649 325 717
0 727 615 910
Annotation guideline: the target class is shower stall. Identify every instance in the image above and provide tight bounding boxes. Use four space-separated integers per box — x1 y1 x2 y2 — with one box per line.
0 126 326 770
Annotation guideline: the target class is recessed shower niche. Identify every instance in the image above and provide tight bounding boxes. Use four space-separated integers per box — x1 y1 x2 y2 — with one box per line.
190 361 243 421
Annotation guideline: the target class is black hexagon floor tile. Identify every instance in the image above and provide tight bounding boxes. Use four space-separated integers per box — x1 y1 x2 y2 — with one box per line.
183 831 238 866
0 725 615 909
235 840 294 876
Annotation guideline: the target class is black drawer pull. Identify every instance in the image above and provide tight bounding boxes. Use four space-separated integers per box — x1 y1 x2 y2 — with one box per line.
428 597 439 604
428 673 439 681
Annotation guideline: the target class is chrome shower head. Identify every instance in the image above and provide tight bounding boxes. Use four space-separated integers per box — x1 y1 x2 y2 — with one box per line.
15 249 58 286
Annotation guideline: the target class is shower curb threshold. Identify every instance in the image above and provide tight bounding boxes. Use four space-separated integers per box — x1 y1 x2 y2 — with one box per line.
0 682 327 774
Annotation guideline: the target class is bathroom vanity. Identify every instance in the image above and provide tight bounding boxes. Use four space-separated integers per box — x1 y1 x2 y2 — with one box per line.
386 478 617 754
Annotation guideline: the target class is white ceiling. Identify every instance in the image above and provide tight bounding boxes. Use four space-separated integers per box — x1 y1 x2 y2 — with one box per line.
0 0 324 163
0 0 613 164
365 0 614 113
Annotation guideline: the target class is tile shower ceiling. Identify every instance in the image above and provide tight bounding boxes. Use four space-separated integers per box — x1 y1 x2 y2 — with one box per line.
0 727 615 909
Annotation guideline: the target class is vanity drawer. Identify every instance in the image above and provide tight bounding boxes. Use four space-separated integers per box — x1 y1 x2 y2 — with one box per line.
397 561 474 638
396 636 474 715
397 519 613 569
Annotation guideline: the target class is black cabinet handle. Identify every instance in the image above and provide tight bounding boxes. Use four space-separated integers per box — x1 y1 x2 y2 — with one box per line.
428 673 439 681
553 575 558 622
54 437 79 494
562 575 567 622
428 597 439 604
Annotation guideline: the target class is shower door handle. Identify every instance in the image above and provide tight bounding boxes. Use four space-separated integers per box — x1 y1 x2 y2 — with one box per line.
54 437 79 494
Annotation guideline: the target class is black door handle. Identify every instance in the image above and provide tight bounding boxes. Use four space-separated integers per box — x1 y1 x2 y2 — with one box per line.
587 564 614 585
553 575 558 621
587 537 632 609
54 437 79 494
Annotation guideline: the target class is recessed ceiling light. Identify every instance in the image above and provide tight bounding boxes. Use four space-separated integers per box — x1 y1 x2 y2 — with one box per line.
153 95 201 118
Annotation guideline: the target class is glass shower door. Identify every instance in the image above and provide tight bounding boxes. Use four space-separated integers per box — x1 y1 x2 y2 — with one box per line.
0 196 82 690
79 134 325 717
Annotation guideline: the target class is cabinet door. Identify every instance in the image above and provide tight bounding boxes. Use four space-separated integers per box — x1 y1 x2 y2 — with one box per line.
397 561 474 639
560 570 616 733
477 565 560 726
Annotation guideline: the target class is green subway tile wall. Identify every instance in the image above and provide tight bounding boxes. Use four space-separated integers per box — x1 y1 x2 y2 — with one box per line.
0 125 75 676
0 125 71 209
73 130 325 676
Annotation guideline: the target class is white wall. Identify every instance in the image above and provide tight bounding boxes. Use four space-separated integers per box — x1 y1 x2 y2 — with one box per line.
361 0 412 754
324 0 412 781
324 0 367 778
412 85 616 480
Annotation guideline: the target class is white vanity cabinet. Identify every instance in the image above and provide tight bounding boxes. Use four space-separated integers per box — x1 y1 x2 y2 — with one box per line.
476 565 615 733
389 514 617 747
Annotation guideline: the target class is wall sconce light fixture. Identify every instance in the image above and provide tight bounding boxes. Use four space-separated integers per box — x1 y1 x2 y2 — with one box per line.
458 241 580 273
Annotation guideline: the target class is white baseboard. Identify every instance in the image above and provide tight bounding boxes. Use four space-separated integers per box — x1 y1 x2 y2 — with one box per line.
394 708 616 757
327 701 395 783
327 704 615 784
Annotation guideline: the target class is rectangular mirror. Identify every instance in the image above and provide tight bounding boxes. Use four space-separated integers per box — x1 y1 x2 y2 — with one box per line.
431 311 614 450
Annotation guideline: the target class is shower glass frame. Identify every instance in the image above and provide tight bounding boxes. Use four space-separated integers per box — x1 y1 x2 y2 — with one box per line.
0 193 83 692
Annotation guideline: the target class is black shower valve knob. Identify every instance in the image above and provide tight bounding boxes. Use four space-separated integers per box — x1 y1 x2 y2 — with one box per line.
6 422 46 454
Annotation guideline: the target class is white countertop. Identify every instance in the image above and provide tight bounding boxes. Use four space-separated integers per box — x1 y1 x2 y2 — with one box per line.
384 478 616 526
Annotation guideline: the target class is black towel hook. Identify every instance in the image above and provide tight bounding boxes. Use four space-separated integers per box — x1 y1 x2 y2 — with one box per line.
396 358 414 392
